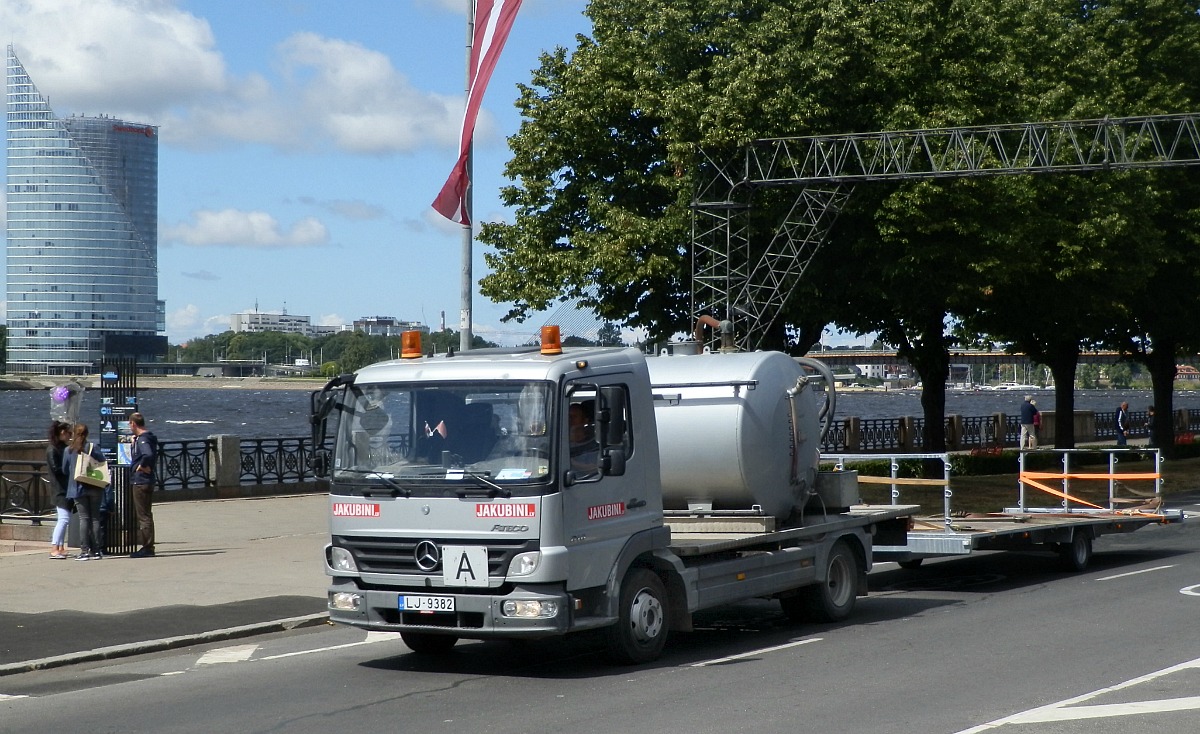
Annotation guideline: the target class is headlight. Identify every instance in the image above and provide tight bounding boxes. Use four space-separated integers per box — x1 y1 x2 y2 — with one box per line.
508 551 541 577
502 599 559 618
330 592 363 611
329 546 358 572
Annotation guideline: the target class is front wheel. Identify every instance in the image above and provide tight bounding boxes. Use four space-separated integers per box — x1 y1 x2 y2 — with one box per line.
605 568 668 665
795 540 860 623
400 631 458 655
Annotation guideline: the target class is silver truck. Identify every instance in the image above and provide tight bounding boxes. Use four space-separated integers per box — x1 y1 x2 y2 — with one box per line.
311 332 914 664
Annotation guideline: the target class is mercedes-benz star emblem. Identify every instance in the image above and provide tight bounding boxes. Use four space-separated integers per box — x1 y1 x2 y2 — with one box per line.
414 540 440 571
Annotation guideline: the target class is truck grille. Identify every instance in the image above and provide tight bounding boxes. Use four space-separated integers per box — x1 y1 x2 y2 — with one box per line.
333 535 535 576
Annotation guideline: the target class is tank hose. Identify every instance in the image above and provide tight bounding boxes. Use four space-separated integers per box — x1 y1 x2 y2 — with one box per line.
793 357 836 444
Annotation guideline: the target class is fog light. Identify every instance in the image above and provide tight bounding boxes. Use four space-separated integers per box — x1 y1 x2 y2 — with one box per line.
329 546 358 572
331 592 363 611
501 599 560 618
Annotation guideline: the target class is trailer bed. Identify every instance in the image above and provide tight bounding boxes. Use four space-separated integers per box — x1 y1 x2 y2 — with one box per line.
667 504 918 557
875 507 1184 566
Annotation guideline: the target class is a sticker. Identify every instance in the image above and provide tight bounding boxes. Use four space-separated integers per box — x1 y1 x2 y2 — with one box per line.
475 503 536 518
496 468 532 480
587 503 626 521
332 503 380 518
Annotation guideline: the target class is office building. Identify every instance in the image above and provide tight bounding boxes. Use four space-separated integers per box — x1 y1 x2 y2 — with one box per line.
5 46 165 374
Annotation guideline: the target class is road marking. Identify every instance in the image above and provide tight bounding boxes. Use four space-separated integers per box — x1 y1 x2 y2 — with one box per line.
953 655 1200 732
1095 564 1176 581
260 631 402 661
195 644 259 666
690 637 822 667
0 694 30 700
1181 584 1200 596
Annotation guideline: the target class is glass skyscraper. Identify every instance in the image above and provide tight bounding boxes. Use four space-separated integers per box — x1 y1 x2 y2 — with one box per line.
6 45 165 375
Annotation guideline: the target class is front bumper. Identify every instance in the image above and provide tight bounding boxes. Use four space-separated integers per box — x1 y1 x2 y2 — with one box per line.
327 577 572 639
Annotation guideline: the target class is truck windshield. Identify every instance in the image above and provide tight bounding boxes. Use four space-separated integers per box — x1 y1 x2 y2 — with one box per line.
332 380 553 492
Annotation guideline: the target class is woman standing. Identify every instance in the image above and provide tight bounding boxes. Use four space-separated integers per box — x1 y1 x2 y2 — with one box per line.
46 421 73 559
62 423 107 561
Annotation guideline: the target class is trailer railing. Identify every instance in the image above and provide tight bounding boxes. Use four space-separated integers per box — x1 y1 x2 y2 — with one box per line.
1016 447 1164 515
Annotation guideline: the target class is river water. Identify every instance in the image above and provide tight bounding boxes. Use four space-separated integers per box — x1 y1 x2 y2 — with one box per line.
0 385 1193 443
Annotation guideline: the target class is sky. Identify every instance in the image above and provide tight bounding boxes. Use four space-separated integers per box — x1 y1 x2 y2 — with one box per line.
2 0 593 346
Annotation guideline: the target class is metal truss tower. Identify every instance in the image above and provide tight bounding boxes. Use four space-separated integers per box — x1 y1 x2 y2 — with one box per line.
691 113 1200 352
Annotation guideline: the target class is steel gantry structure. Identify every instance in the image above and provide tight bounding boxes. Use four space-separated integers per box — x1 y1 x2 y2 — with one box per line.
691 113 1200 352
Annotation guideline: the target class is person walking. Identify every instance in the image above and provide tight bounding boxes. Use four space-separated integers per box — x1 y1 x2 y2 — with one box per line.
1019 395 1040 449
62 423 107 560
129 412 159 558
46 421 73 559
1116 401 1130 446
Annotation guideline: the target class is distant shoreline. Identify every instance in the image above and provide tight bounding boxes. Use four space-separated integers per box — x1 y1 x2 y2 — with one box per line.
0 376 327 391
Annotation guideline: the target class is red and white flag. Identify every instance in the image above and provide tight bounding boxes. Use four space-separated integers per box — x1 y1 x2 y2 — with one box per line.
432 0 523 225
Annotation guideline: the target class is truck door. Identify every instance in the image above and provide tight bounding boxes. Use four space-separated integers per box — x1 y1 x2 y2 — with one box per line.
560 380 655 591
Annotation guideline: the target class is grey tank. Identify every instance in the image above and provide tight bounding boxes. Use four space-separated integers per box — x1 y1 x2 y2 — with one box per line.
644 350 821 520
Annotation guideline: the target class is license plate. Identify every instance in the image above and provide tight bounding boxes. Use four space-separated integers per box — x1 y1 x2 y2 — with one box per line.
398 594 455 613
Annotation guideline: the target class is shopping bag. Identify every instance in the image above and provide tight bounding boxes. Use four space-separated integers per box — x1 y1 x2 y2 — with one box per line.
73 445 111 488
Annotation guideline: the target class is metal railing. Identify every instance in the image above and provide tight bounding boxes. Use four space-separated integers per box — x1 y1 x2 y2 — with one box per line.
1 436 319 517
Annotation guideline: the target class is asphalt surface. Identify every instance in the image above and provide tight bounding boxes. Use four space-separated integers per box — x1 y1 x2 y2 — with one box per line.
0 494 330 675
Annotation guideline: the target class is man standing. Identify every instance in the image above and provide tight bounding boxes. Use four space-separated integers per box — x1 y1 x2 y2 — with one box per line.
1019 395 1040 449
1116 401 1130 446
129 412 158 558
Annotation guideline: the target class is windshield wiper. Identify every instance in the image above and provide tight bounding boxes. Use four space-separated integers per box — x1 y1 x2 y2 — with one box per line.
450 470 512 498
335 468 411 498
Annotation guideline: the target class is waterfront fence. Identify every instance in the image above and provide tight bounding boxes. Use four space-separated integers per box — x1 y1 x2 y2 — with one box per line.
0 405 1179 520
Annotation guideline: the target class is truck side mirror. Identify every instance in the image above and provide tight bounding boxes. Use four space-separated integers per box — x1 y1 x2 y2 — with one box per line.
599 385 627 445
602 447 626 476
311 448 332 478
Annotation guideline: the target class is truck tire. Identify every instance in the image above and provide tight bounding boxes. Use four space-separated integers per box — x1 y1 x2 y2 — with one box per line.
1059 530 1093 572
788 540 858 623
606 568 668 665
400 631 458 655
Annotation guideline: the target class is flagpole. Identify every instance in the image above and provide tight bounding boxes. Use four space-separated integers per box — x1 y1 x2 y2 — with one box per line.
459 0 475 353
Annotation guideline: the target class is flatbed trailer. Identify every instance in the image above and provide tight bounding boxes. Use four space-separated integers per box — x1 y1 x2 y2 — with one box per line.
825 449 1185 572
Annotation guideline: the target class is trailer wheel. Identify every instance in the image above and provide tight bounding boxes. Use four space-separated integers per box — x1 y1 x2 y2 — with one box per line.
606 568 668 665
796 540 858 623
400 631 458 655
1059 531 1093 572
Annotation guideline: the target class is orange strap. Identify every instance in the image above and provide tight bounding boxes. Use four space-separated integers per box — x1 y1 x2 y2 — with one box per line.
1019 477 1107 510
1021 471 1161 481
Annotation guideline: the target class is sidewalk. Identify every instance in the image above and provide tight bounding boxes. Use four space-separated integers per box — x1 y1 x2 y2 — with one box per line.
0 494 330 675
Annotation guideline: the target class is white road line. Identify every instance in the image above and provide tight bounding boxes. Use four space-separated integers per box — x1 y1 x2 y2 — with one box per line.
0 694 30 700
953 655 1200 733
1181 584 1200 596
690 637 822 667
259 631 402 661
1095 564 1176 581
195 644 259 666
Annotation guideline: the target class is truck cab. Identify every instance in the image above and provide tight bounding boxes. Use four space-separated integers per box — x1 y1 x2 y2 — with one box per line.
314 334 668 657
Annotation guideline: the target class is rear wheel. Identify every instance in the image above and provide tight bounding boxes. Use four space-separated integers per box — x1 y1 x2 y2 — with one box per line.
606 568 668 665
795 540 859 623
1059 531 1093 572
400 631 458 655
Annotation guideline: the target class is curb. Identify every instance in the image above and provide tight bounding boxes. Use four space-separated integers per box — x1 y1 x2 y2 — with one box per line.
0 612 330 677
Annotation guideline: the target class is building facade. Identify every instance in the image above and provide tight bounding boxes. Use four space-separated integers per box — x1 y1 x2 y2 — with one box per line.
5 46 165 374
230 311 312 335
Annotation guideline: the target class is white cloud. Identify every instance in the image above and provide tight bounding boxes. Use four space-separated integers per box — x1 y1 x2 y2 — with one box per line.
4 0 482 155
315 313 345 327
4 0 226 120
181 269 221 281
166 303 203 336
164 209 329 248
